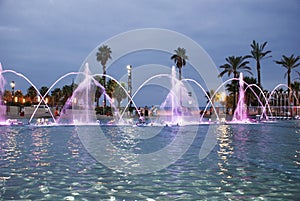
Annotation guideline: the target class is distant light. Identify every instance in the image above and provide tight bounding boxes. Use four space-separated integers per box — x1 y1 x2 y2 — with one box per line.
10 81 15 88
220 92 226 102
126 65 132 70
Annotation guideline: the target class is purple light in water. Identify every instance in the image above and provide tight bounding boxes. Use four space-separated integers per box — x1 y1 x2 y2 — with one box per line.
0 63 7 123
232 72 248 122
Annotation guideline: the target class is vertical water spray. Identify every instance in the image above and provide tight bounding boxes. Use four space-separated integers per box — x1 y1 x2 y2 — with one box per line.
160 66 185 124
71 63 95 124
232 72 248 121
0 63 6 122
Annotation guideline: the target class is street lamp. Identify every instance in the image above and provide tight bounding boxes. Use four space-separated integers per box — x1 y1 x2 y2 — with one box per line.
127 65 132 111
10 81 15 105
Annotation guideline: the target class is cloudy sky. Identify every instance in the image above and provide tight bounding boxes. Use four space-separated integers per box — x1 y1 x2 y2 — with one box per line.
1 0 300 106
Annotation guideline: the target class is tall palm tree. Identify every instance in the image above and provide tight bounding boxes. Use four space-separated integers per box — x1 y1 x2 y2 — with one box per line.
171 47 188 80
291 81 300 107
218 56 252 111
96 45 112 107
94 76 104 107
247 40 272 89
275 54 300 102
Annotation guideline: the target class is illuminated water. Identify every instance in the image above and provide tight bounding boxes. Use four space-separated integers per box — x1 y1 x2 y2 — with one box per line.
0 121 299 200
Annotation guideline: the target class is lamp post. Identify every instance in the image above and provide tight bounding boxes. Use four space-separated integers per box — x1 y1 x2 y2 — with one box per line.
10 81 15 105
127 65 132 113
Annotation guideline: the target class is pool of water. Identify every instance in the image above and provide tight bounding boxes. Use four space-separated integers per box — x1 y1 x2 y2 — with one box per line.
0 120 299 200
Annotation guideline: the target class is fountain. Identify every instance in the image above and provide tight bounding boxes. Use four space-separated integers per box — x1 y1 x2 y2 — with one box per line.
232 72 249 123
0 63 7 123
0 61 296 127
56 63 128 126
158 66 200 126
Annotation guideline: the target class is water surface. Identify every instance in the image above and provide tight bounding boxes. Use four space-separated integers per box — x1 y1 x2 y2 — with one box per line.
0 121 299 200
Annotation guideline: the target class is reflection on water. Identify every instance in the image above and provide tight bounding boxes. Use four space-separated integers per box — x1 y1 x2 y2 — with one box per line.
0 121 299 200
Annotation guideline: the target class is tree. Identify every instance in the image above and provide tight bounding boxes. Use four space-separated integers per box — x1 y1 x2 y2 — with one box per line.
96 45 112 107
247 40 272 88
275 54 300 102
26 86 37 102
51 88 62 106
243 76 259 107
39 86 49 97
218 56 252 111
3 90 12 103
14 90 23 103
171 47 188 80
94 76 104 107
112 82 127 108
62 84 73 104
106 79 118 98
205 89 221 116
205 89 221 105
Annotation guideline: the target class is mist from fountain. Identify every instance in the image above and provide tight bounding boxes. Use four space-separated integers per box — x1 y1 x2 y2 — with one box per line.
0 62 295 127
0 63 7 123
67 63 101 125
63 63 137 125
158 66 201 126
232 73 248 122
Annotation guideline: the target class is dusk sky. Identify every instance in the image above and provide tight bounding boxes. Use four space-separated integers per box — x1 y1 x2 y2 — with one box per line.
1 0 300 106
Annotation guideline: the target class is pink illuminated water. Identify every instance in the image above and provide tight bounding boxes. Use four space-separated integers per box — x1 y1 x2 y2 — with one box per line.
0 63 6 122
232 73 249 122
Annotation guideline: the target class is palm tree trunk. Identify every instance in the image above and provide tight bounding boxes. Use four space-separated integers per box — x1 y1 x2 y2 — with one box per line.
288 70 292 116
178 67 182 106
103 66 106 107
179 67 182 80
257 61 261 88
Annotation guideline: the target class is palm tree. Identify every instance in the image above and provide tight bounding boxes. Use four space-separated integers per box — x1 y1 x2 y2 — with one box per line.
62 84 73 105
94 76 104 107
51 88 62 106
247 40 272 89
205 89 221 115
296 71 300 80
96 45 112 107
243 76 259 107
218 56 252 111
39 86 49 103
106 79 118 98
171 47 188 80
26 86 37 103
112 82 127 108
275 54 300 102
